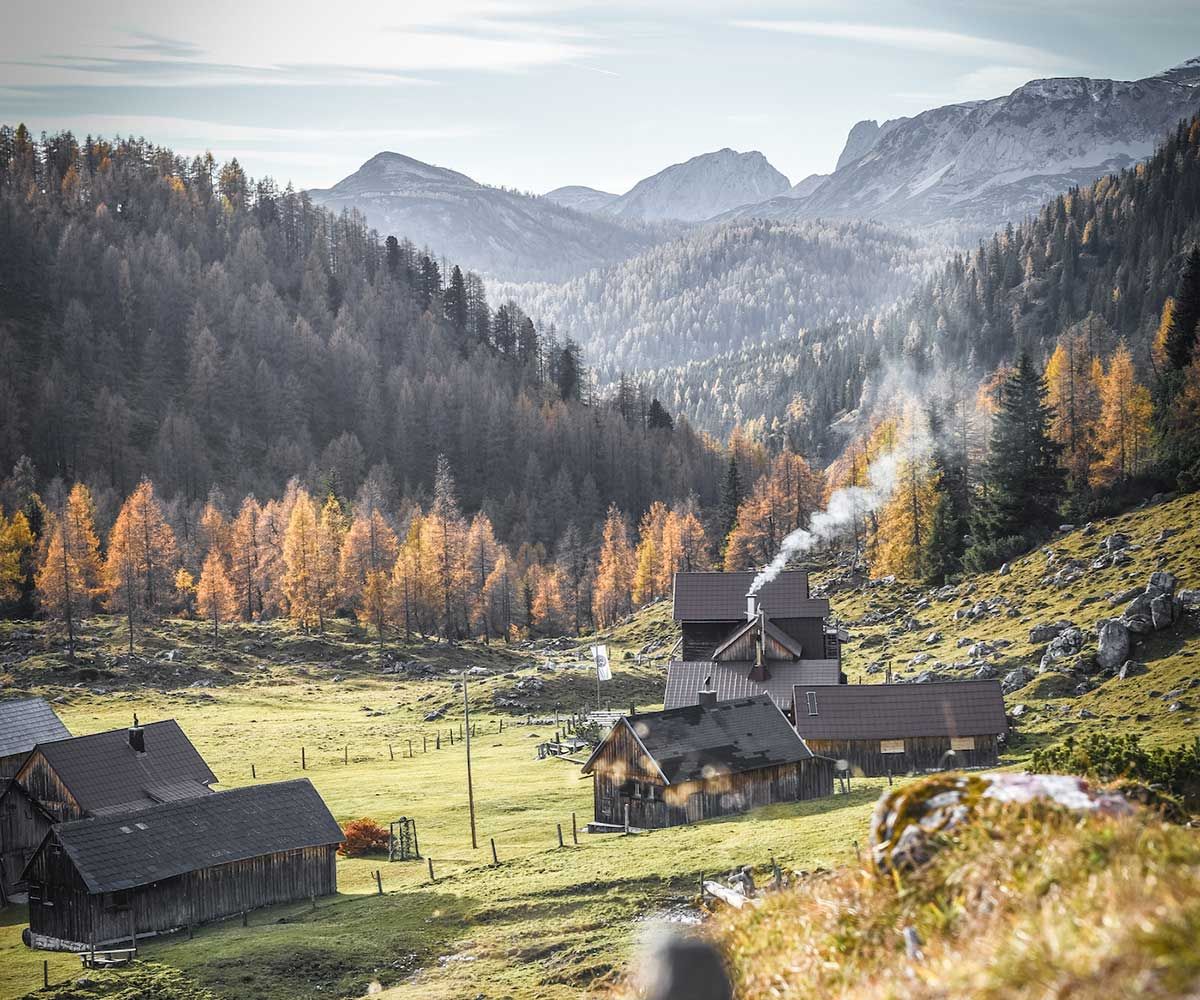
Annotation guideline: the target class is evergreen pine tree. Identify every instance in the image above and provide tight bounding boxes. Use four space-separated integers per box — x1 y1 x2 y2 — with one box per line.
965 353 1064 571
716 455 743 559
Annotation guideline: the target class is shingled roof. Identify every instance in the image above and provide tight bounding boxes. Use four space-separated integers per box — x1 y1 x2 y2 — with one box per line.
672 571 829 621
792 681 1008 741
25 720 216 814
583 695 818 785
664 659 841 710
0 698 70 760
31 779 342 893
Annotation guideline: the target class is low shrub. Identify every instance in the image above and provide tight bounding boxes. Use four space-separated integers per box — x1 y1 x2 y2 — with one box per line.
338 817 390 857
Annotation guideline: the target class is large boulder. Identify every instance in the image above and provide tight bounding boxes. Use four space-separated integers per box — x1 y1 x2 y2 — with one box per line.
1147 570 1177 597
1101 532 1130 553
1150 594 1175 630
1095 620 1131 672
1178 589 1200 611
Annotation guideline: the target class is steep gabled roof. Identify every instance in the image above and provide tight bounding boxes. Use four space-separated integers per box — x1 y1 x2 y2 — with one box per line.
672 571 828 621
0 698 70 759
583 695 817 784
31 779 342 893
25 720 216 814
664 659 841 710
792 681 1008 741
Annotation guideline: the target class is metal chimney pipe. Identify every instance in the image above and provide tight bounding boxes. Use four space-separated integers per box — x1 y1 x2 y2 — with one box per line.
745 592 757 621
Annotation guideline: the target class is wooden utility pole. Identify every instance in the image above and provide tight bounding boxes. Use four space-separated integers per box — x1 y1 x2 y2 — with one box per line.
464 676 478 849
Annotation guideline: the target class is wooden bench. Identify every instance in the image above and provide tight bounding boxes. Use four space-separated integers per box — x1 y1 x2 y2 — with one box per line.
81 947 136 969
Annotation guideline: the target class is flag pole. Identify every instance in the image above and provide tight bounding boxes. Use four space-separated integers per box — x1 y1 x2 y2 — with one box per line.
463 675 477 849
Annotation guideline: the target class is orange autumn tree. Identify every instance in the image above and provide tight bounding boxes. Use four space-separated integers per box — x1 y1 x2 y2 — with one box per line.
195 550 237 646
313 495 348 634
825 417 898 560
873 452 941 580
105 479 179 653
465 512 502 641
1093 339 1153 486
36 522 85 657
282 490 320 632
632 501 668 606
0 508 34 606
339 503 398 643
229 496 264 621
592 505 635 627
1044 331 1101 492
724 452 824 571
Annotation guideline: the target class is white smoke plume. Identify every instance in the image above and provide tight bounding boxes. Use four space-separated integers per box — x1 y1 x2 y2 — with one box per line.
748 417 933 595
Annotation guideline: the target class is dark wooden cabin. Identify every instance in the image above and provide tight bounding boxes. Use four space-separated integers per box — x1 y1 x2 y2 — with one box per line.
665 571 844 714
0 719 215 898
23 779 342 950
582 693 834 830
792 681 1007 777
0 699 71 779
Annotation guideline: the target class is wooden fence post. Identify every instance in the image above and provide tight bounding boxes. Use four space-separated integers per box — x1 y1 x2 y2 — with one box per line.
389 743 394 761
557 823 564 848
491 837 499 866
572 812 578 845
241 910 248 927
408 739 413 758
301 746 306 770
343 746 348 765
251 763 256 779
375 870 383 895
43 960 48 989
428 857 435 882
436 733 441 750
423 735 428 753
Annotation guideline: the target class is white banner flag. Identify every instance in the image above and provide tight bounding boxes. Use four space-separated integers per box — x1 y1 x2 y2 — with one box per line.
590 644 611 681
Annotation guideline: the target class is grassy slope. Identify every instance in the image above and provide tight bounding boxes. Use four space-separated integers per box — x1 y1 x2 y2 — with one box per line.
825 490 1200 753
1 493 1196 999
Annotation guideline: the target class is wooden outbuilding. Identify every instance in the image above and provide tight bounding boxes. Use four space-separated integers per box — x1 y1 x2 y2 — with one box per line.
665 572 844 714
23 779 342 950
0 699 71 778
582 693 834 830
792 681 1007 777
0 719 215 898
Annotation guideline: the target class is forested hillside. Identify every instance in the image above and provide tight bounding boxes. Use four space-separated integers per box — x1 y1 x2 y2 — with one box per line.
0 125 728 637
643 117 1200 452
500 219 943 376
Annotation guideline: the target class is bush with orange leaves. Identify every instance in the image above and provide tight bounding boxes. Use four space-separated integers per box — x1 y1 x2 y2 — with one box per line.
338 817 390 857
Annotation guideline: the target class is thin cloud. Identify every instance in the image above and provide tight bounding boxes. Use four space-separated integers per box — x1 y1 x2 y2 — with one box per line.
731 19 1072 70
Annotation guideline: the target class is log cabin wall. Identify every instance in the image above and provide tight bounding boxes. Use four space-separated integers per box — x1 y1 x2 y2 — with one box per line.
0 783 53 895
26 843 338 948
0 752 27 779
591 722 663 826
17 755 84 822
806 734 1000 777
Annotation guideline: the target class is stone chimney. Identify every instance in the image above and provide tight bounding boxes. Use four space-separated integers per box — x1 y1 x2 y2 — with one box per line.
128 713 145 753
698 676 717 708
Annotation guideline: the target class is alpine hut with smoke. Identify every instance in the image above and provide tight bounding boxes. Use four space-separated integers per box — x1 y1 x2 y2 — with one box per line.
663 571 845 717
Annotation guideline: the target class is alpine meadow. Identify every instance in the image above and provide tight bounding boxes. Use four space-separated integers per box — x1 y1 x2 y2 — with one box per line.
1 8 1200 1000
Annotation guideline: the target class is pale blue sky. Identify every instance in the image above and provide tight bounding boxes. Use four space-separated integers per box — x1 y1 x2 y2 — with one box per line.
2 1 1197 194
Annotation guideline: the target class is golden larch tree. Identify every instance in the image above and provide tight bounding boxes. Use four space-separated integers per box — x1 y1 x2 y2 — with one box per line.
282 490 320 632
339 505 398 623
465 512 501 641
0 509 33 605
873 460 940 580
229 496 264 621
1093 340 1153 485
36 523 85 658
592 505 636 627
104 479 179 652
195 550 237 646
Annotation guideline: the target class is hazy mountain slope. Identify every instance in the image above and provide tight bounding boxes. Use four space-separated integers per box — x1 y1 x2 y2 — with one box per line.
499 218 943 378
603 148 791 223
734 58 1200 232
542 184 619 214
308 152 649 282
642 113 1200 451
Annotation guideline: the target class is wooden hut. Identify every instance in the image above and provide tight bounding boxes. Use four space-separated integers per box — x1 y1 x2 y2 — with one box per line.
582 693 834 830
665 572 844 714
792 681 1007 777
0 699 71 778
0 719 215 898
23 779 342 950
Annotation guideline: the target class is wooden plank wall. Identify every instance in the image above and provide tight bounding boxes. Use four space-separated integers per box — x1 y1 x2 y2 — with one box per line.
0 782 53 895
807 734 1000 777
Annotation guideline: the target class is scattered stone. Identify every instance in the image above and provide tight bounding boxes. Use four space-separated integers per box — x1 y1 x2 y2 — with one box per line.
973 664 997 680
1101 532 1130 553
1058 523 1076 533
1179 589 1200 611
1002 666 1035 693
1010 703 1028 718
924 631 943 645
1078 708 1098 719
999 562 1011 576
1029 621 1072 643
1040 627 1083 672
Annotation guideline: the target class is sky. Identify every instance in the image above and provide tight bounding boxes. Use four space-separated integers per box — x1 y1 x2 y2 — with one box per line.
2 0 1198 194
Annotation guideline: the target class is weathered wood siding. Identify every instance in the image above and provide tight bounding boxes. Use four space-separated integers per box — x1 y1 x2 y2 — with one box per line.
0 752 28 779
772 617 825 658
591 722 835 829
17 754 85 822
807 734 1000 777
26 843 338 948
0 782 53 895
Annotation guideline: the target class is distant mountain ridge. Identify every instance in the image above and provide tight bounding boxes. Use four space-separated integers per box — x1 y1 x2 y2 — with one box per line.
600 148 791 223
728 58 1200 231
542 185 619 214
308 152 648 282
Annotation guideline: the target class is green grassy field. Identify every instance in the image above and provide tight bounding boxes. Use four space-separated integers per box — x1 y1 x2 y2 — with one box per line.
0 492 1196 999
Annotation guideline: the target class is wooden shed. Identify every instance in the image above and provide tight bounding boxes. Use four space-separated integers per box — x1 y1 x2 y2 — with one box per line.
792 681 1007 777
0 719 215 898
23 779 342 950
0 699 71 778
581 693 833 830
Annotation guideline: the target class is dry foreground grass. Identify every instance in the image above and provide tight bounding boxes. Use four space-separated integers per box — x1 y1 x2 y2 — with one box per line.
0 491 1198 999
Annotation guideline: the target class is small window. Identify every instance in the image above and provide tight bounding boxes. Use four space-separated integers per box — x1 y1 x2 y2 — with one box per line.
805 691 818 716
135 822 149 830
950 736 975 751
881 739 905 754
